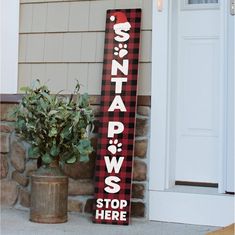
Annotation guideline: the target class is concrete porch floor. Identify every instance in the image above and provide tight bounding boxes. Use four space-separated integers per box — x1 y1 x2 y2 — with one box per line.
1 208 219 235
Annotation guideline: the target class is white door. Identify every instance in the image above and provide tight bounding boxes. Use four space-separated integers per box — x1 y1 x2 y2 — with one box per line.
173 0 222 184
149 0 234 226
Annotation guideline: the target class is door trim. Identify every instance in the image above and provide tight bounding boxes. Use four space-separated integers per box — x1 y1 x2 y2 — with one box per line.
149 0 234 225
149 0 171 192
149 189 234 226
225 3 235 193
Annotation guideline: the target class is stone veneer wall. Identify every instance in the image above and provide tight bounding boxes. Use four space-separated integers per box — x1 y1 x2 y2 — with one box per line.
0 98 150 219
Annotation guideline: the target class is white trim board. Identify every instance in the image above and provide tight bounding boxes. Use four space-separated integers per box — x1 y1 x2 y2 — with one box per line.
0 0 19 93
149 0 170 192
149 190 234 227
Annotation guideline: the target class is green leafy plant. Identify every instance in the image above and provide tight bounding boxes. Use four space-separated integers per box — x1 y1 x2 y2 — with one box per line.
12 80 94 165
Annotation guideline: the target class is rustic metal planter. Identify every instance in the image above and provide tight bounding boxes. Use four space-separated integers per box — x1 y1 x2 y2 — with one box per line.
30 164 68 223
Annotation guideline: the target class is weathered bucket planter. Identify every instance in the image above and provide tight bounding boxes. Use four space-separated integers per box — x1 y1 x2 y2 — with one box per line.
30 162 68 224
11 81 94 223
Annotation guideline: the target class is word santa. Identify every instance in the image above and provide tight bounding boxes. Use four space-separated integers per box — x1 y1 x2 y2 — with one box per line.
95 11 131 221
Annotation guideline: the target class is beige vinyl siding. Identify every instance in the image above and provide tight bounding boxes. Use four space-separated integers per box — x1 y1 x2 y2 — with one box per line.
18 0 152 95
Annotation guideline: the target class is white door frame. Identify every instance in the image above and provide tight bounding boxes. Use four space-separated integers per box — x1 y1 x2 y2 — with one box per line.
226 1 235 193
149 0 234 226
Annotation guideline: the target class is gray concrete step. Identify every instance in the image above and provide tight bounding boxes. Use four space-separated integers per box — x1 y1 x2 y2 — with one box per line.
1 208 219 235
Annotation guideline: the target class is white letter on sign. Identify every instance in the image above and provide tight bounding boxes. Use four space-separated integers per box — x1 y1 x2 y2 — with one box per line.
96 198 103 208
111 59 129 76
104 156 124 173
114 30 130 42
95 210 104 219
104 176 121 193
108 95 126 112
108 121 124 138
120 200 128 209
111 77 127 94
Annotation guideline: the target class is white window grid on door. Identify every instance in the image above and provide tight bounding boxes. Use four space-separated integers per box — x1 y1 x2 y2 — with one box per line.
181 0 220 10
188 0 218 4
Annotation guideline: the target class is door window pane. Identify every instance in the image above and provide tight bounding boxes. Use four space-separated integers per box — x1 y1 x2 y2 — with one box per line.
188 0 218 4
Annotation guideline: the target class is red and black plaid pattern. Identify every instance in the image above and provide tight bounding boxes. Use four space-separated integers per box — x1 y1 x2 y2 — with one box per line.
93 9 141 225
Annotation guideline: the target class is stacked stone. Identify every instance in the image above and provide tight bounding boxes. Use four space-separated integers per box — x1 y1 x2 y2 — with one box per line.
131 105 150 217
0 101 150 219
0 103 36 208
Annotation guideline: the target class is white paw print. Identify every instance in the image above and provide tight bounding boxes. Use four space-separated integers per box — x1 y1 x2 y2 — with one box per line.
108 139 122 155
114 44 128 58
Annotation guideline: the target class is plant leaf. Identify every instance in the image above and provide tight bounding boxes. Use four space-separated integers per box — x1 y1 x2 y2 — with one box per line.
28 146 39 158
39 98 47 112
48 110 58 116
48 127 57 137
66 156 77 164
79 154 89 162
50 145 60 157
60 125 71 139
42 153 53 164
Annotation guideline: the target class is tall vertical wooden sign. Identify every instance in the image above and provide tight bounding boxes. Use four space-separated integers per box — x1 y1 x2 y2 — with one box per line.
93 9 141 225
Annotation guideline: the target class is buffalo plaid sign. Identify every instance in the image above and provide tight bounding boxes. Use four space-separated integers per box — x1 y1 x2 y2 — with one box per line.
93 9 141 225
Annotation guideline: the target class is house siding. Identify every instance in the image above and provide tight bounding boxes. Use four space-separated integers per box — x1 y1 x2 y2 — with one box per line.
18 0 152 95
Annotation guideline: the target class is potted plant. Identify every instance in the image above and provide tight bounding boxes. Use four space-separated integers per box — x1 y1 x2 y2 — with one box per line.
12 80 94 223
